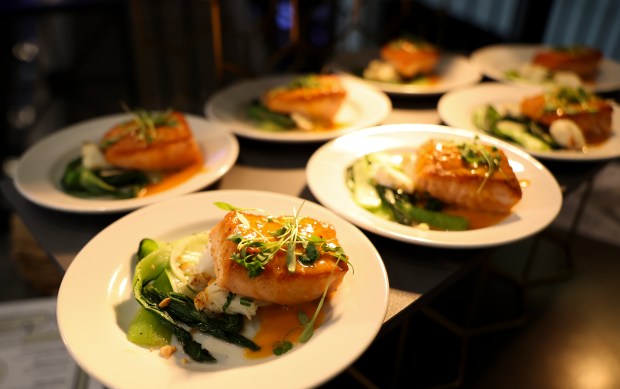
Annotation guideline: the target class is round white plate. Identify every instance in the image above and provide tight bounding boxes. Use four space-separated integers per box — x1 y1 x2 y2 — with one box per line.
204 74 392 142
329 49 482 95
57 190 389 389
470 43 620 93
14 113 239 213
307 124 563 249
438 82 620 161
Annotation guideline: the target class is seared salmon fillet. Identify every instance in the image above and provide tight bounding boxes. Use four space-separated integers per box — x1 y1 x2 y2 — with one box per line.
380 37 440 78
520 87 613 144
414 139 522 213
262 74 347 125
101 111 201 171
208 210 349 305
532 45 602 80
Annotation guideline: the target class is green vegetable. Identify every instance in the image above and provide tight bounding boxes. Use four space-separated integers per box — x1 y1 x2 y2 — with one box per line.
132 248 216 363
472 105 502 133
493 120 552 151
376 186 469 231
126 306 172 347
247 101 296 131
138 238 159 260
347 156 382 210
60 157 151 199
142 286 259 351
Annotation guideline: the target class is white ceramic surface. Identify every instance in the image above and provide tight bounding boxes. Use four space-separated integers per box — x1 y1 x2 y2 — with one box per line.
470 44 620 93
57 190 389 389
307 124 563 248
204 74 392 142
438 82 620 161
15 113 239 213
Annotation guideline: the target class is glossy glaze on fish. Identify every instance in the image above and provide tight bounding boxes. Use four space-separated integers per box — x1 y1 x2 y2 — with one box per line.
520 88 613 144
102 111 201 171
380 37 440 78
262 74 346 125
414 139 522 213
208 210 349 305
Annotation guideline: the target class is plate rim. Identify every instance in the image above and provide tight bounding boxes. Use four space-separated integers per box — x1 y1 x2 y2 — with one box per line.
204 73 392 143
306 123 563 249
14 112 240 213
470 43 620 93
56 189 390 389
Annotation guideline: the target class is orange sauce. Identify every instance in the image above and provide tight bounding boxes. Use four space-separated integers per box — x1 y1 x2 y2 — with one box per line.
444 207 511 230
138 157 205 197
245 300 326 359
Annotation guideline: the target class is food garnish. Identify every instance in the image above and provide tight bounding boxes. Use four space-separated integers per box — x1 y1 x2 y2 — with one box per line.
60 107 201 199
347 138 522 230
127 202 350 363
473 86 613 151
249 74 347 131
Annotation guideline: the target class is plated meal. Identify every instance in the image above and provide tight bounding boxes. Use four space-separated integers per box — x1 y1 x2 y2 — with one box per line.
205 73 391 142
61 109 203 200
57 190 389 388
471 43 620 93
329 39 481 95
438 82 620 161
307 124 562 248
14 112 239 213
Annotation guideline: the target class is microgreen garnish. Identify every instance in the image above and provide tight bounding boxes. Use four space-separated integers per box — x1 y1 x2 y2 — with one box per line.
286 75 321 89
216 202 352 354
222 202 349 278
457 138 502 192
100 103 177 149
273 341 293 356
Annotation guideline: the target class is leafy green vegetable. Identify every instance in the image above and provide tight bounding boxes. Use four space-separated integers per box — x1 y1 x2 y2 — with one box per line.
472 105 557 151
60 157 152 199
138 238 159 260
247 101 296 132
376 186 469 231
142 286 259 351
132 248 216 363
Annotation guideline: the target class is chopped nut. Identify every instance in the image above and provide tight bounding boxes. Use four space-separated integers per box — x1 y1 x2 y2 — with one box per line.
159 345 177 359
158 297 171 308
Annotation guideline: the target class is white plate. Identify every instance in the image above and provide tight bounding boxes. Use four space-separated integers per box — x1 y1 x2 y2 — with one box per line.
470 44 620 93
204 74 392 142
328 49 482 95
57 190 389 389
14 113 239 213
438 82 620 161
307 124 562 249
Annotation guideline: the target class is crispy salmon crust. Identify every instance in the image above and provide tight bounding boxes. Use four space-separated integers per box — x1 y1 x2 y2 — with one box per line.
380 39 440 78
209 211 349 305
262 75 347 125
102 112 201 171
414 139 522 213
520 93 613 144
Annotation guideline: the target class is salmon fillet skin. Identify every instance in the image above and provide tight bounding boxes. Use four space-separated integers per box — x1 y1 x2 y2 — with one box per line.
414 139 523 213
208 210 349 305
101 111 201 171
